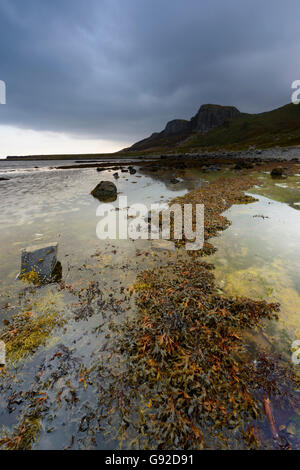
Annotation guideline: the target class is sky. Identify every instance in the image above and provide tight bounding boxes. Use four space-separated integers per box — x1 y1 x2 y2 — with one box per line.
0 0 299 157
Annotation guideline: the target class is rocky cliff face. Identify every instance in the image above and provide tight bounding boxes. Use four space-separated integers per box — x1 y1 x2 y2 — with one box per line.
128 104 240 151
191 104 240 133
163 119 192 136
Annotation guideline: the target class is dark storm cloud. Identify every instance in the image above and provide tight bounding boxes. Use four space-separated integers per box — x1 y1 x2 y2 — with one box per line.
0 0 299 143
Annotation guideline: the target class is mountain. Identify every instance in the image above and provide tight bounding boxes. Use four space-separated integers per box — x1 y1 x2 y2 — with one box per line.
123 103 300 153
127 104 240 151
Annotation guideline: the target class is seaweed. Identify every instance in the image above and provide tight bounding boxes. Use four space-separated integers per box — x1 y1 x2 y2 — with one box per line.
0 292 66 364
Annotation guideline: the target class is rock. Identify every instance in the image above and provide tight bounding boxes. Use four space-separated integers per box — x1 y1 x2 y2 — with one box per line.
234 160 254 170
96 167 104 172
0 341 5 366
128 166 136 175
127 104 240 152
271 167 284 178
163 119 192 136
151 240 176 252
91 181 117 201
113 172 119 179
0 177 9 181
19 242 59 282
170 178 180 184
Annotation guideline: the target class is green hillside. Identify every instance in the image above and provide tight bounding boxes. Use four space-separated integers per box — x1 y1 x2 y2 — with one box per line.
178 103 300 152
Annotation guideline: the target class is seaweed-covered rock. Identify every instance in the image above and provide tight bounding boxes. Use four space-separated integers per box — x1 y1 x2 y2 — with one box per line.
91 181 117 201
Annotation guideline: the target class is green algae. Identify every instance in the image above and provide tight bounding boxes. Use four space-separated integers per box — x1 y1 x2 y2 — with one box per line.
248 170 300 207
0 291 66 365
19 269 41 285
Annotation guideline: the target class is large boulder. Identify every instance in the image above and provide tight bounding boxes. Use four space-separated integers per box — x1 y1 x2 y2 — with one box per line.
19 242 59 283
91 181 117 201
271 167 284 178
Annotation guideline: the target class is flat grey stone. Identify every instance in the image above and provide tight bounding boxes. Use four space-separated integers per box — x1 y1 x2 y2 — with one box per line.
19 242 58 281
151 240 176 252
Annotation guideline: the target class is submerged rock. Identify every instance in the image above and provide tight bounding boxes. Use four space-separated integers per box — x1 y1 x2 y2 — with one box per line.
91 180 117 201
19 242 59 283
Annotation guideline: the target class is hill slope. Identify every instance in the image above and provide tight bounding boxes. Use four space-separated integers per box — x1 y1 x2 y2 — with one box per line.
126 104 240 151
123 103 300 154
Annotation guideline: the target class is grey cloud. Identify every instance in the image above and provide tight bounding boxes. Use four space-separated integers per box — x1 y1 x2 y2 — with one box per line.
0 0 299 144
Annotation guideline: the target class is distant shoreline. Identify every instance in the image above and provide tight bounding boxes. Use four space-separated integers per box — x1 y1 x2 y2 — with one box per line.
3 145 300 162
4 153 132 161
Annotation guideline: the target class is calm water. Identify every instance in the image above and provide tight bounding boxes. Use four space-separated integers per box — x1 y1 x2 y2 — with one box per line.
0 159 200 292
206 172 300 346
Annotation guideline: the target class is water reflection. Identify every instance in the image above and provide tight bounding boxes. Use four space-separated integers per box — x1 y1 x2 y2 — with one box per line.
206 177 300 346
